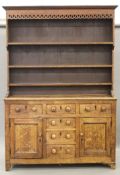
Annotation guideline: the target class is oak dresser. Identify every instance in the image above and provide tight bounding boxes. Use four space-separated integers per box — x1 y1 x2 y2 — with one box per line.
4 6 117 170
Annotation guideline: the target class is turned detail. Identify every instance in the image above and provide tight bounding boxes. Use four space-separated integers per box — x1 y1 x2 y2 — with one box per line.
51 148 57 154
51 120 56 126
101 106 107 112
51 106 56 112
85 106 91 112
32 106 37 112
66 120 71 125
65 106 71 112
15 107 21 112
51 134 56 139
66 134 71 139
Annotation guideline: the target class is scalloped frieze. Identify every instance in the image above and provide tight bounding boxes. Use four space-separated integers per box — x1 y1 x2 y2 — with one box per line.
7 9 114 20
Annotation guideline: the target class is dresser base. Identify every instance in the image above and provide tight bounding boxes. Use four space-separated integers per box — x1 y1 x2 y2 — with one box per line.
6 159 115 171
5 97 116 171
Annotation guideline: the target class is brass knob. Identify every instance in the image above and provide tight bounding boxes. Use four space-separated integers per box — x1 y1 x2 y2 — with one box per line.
65 106 71 112
66 134 71 139
80 133 84 136
101 106 106 112
15 107 21 112
51 106 56 112
85 106 91 112
51 120 56 126
32 107 37 112
51 148 57 154
66 148 70 154
66 120 71 126
51 134 56 139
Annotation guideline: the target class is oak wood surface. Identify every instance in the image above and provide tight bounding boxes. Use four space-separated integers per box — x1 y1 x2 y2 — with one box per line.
4 6 116 170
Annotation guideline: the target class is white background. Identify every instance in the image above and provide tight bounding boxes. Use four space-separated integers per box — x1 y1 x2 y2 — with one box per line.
0 0 119 25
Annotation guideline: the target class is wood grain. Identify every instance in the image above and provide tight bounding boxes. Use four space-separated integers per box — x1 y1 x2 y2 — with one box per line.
4 6 116 170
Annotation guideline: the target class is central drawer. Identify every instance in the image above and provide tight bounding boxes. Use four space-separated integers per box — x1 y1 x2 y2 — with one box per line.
46 145 76 159
46 104 76 114
46 130 76 144
46 118 76 129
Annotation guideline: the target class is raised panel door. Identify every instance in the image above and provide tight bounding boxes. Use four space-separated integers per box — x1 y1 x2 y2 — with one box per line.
10 118 42 158
79 118 111 156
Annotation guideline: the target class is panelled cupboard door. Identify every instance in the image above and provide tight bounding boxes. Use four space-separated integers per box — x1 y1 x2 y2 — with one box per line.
80 118 111 157
10 118 42 158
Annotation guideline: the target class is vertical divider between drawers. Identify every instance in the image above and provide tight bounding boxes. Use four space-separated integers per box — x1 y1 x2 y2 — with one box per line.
42 118 47 158
76 117 80 158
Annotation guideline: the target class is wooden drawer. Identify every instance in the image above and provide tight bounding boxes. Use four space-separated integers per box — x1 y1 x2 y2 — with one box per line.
46 145 76 159
10 104 42 117
96 104 112 114
80 104 112 117
46 104 76 114
80 104 96 116
46 118 76 129
46 130 76 144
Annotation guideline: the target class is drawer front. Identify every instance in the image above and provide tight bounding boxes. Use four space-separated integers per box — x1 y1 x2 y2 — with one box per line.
97 104 112 114
28 104 43 115
46 130 76 144
46 104 76 114
80 104 112 117
10 104 42 116
46 118 76 129
10 104 26 115
80 104 96 116
47 145 76 159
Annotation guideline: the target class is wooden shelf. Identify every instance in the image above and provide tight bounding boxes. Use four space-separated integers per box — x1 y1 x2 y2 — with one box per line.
8 42 114 46
7 94 112 98
9 83 112 87
9 65 112 68
7 9 114 97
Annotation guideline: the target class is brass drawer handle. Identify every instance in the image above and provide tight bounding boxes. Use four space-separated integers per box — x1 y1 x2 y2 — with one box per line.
32 107 37 112
101 106 106 112
51 134 56 139
15 107 21 112
85 106 91 112
65 106 71 112
51 120 56 126
51 148 57 154
66 120 71 126
66 134 71 139
51 106 56 112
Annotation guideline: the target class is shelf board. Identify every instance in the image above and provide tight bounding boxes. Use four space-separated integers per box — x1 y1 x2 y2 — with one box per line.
8 42 114 46
8 94 112 98
9 83 112 87
9 65 112 68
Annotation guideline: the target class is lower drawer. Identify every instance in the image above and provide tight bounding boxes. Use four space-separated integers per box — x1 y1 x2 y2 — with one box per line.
46 145 76 159
46 130 76 144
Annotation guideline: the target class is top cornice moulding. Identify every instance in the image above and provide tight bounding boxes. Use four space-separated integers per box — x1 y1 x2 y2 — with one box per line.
3 5 118 10
3 6 117 20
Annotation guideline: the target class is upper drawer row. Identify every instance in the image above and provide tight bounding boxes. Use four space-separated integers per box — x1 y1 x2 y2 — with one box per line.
10 103 112 116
